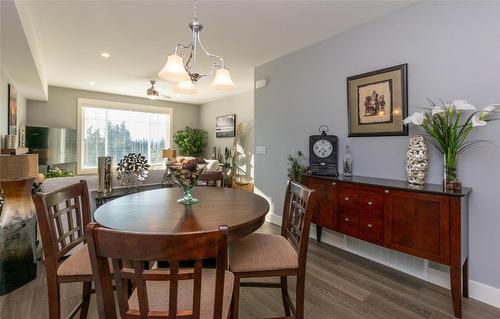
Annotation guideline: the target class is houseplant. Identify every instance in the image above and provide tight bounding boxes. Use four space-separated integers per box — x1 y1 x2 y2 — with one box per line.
287 151 308 183
173 127 208 157
404 99 499 189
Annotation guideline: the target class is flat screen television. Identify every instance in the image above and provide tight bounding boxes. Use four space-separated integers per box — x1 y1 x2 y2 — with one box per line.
25 126 77 165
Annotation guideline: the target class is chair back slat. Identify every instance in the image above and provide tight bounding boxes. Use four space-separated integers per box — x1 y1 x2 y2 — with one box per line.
32 180 91 263
86 223 229 319
281 181 318 259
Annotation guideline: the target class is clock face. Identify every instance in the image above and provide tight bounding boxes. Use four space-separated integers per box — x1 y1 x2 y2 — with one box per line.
313 139 333 158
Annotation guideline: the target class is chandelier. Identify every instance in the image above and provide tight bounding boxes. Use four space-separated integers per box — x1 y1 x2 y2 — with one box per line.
158 0 235 95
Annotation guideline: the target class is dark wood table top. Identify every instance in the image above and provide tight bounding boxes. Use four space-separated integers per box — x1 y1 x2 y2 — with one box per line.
304 174 471 197
93 187 270 241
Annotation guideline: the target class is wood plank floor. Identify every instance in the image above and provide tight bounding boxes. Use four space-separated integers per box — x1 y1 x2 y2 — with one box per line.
1 223 499 318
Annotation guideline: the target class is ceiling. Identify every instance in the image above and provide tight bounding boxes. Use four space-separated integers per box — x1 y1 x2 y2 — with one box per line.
15 0 413 104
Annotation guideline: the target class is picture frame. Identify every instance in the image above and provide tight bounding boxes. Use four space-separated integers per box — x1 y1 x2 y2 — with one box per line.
8 84 17 135
216 114 236 138
347 64 408 137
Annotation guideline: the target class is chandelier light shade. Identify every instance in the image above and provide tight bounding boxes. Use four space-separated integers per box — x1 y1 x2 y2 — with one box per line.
211 68 235 91
158 54 191 82
174 80 198 95
158 0 234 95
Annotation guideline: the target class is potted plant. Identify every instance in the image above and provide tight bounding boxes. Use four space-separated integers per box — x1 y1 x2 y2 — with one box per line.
404 99 499 189
287 151 308 183
173 127 208 157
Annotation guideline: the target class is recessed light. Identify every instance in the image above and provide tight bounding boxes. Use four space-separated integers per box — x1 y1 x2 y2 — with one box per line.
89 81 95 85
101 52 110 58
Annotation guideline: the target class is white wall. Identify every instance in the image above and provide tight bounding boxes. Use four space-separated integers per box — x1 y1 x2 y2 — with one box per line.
200 91 254 179
27 86 200 134
255 1 500 295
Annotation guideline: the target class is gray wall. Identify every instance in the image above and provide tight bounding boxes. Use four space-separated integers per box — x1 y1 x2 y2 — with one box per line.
200 91 254 178
255 2 500 289
27 86 200 133
0 68 27 143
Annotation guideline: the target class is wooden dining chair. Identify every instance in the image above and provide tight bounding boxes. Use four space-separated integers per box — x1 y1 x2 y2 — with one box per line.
32 180 95 319
229 181 318 319
86 222 234 319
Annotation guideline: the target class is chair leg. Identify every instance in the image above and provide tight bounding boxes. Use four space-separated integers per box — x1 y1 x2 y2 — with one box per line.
47 277 61 319
295 274 306 319
79 282 92 319
280 276 291 317
231 275 240 319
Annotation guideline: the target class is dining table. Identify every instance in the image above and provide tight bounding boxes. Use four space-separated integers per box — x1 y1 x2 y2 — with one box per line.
93 187 270 241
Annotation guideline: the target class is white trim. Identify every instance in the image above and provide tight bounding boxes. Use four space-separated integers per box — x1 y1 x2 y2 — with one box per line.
76 98 174 175
265 212 500 309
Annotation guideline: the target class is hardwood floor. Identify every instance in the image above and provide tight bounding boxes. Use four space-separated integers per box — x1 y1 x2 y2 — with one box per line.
1 222 499 318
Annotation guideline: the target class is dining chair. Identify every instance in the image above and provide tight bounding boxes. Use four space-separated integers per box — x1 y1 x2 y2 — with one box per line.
86 222 234 319
32 180 96 319
198 171 225 187
229 181 318 319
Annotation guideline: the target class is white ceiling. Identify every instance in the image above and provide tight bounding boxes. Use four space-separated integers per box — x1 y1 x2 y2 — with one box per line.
16 0 413 105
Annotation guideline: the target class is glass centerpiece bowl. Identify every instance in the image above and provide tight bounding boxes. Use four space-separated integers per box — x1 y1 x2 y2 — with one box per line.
166 157 207 205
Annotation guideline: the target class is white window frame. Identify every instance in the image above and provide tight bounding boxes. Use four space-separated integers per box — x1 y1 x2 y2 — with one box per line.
77 98 173 175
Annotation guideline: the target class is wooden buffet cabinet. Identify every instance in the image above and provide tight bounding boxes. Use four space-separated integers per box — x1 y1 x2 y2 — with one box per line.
302 174 470 318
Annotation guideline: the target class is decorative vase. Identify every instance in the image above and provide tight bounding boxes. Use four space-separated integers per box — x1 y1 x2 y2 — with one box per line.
406 136 429 185
444 153 461 190
167 158 207 205
98 156 113 194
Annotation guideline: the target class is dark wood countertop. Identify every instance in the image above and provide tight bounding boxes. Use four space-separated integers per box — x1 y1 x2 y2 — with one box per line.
303 174 471 197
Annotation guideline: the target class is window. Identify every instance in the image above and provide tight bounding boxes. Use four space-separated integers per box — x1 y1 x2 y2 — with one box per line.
77 98 172 174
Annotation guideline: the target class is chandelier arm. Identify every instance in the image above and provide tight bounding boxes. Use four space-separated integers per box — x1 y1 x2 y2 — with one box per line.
174 43 192 55
197 33 225 68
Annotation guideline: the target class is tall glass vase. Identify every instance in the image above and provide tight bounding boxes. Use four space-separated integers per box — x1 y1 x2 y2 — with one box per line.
443 153 462 190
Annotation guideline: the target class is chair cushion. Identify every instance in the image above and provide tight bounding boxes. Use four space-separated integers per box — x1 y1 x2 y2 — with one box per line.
229 233 298 273
57 244 93 278
128 269 234 319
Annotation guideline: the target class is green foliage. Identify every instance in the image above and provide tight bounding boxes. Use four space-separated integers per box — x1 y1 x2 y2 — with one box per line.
173 127 208 157
287 151 308 182
45 166 75 179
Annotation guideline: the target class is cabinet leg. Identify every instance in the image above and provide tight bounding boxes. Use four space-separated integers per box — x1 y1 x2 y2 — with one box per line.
462 257 469 298
450 261 462 318
316 225 322 242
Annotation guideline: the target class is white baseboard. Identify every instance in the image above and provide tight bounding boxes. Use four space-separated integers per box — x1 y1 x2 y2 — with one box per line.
265 212 500 310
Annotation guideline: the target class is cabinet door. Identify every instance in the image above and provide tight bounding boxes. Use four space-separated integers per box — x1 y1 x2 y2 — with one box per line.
384 190 450 264
302 177 337 230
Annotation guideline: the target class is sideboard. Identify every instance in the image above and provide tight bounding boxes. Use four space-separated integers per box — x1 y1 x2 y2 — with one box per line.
302 174 471 318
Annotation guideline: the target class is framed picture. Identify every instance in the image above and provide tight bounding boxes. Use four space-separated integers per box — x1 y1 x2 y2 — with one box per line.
347 64 408 137
8 84 17 135
216 114 236 138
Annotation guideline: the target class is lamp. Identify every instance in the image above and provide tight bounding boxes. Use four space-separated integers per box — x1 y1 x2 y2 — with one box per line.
211 68 235 91
174 80 198 95
162 149 177 187
158 54 191 82
158 0 234 95
0 154 39 294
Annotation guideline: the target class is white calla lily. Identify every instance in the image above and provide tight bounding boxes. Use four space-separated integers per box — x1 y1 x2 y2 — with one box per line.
472 115 487 127
403 112 425 126
482 104 500 113
432 106 446 115
453 99 476 111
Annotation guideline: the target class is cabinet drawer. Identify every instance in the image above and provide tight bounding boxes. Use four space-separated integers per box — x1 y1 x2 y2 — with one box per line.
338 213 358 236
338 188 358 213
358 215 384 244
358 191 384 216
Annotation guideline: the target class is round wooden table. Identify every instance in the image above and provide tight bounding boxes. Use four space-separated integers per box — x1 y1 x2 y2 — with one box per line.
93 187 270 241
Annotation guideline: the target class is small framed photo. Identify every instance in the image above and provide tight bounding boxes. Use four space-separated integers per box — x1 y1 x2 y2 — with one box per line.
347 64 408 137
8 84 17 135
216 114 236 138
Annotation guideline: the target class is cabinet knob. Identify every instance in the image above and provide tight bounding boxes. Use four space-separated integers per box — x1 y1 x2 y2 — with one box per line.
344 217 349 222
344 197 349 201
367 201 373 206
384 189 390 194
367 224 373 228
332 182 336 186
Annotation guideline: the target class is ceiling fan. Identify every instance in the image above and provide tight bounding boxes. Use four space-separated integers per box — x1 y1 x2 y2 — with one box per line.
146 80 172 100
